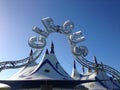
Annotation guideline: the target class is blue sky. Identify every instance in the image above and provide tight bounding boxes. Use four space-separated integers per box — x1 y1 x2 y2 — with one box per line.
0 0 120 80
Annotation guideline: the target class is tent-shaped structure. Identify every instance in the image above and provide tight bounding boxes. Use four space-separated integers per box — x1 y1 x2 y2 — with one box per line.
71 60 120 90
0 17 120 90
9 42 72 81
7 43 80 90
0 43 89 90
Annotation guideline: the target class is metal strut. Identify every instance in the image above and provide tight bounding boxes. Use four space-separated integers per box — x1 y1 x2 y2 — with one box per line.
0 49 43 72
76 56 120 80
0 17 120 81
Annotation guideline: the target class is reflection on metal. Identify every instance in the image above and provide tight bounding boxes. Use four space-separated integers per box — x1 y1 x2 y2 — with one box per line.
0 17 120 80
76 56 120 80
28 17 87 57
0 50 43 71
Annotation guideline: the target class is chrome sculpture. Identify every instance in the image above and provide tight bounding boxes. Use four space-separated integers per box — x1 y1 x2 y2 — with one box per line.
0 17 120 80
28 17 88 57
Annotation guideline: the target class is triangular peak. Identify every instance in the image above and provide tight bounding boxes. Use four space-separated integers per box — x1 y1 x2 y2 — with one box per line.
71 60 82 80
9 49 38 80
9 43 72 80
45 42 55 54
29 49 33 56
27 42 72 80
81 69 120 89
45 48 49 54
50 42 54 54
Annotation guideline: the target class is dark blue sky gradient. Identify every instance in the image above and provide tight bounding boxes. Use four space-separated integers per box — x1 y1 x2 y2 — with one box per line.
0 0 120 79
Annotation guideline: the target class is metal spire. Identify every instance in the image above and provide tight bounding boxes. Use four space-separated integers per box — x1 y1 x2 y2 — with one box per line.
45 48 49 54
50 42 54 54
29 49 33 56
73 60 76 69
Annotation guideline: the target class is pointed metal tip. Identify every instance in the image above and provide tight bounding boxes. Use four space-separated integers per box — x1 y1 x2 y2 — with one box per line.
73 60 76 69
29 49 33 56
50 42 54 54
45 48 49 54
94 56 98 65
